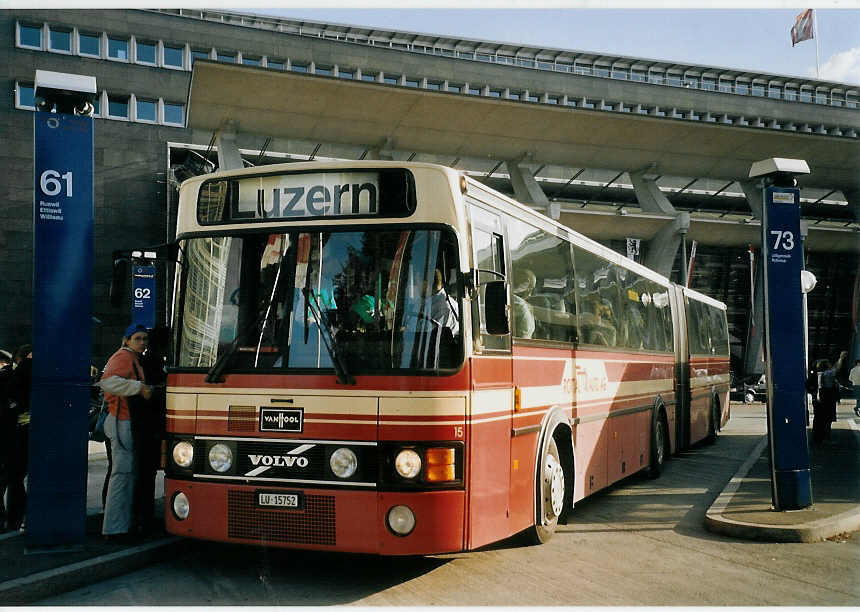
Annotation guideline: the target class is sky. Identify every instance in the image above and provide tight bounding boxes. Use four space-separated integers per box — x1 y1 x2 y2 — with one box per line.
243 5 860 84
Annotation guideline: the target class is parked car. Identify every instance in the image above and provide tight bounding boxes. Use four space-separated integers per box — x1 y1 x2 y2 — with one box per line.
730 372 767 404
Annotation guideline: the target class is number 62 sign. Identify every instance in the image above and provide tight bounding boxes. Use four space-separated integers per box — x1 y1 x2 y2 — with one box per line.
132 264 156 329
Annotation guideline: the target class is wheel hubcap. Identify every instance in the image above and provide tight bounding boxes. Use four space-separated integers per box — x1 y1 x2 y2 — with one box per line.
544 453 565 519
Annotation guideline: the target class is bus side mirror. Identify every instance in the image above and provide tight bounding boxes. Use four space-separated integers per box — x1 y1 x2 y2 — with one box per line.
109 256 128 308
484 280 510 335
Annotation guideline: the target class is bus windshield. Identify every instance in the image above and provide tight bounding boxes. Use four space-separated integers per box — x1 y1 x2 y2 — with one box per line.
176 228 463 375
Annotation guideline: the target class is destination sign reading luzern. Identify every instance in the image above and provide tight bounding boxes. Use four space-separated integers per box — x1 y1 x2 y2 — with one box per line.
197 168 416 224
236 171 379 220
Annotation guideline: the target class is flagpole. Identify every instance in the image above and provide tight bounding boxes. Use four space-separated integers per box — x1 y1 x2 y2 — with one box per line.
814 9 821 78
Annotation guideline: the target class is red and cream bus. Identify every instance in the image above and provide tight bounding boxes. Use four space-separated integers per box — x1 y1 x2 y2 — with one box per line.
154 161 729 555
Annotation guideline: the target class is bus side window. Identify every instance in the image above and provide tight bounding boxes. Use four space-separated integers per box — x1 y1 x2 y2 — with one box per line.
471 222 508 351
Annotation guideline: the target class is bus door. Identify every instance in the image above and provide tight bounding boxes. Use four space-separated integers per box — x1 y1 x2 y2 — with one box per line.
669 284 690 451
467 202 514 548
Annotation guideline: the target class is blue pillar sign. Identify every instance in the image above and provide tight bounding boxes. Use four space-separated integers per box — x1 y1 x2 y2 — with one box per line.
132 264 157 328
28 112 94 548
762 185 812 511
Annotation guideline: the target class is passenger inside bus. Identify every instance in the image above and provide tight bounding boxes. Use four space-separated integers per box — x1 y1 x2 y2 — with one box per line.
511 268 536 339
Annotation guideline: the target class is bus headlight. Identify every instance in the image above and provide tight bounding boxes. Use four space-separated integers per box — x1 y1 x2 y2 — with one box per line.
329 447 358 479
172 441 194 468
208 443 233 473
172 491 190 520
387 505 416 536
394 449 422 479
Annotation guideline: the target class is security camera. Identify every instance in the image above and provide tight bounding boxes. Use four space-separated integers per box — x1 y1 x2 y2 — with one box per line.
749 157 810 188
34 70 97 117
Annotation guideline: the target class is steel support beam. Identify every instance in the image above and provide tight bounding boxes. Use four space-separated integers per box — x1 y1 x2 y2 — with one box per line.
215 129 244 170
740 179 764 219
629 170 676 215
506 160 551 214
643 212 690 279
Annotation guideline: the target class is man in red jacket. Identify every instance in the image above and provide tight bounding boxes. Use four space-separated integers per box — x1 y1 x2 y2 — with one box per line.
99 324 153 542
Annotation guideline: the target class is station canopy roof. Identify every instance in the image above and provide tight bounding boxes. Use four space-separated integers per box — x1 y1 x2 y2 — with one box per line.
188 60 859 194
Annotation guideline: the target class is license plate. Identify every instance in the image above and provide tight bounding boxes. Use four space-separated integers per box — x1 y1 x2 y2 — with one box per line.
256 491 304 509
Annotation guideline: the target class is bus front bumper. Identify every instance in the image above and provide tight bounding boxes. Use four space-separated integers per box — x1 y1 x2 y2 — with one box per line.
164 478 466 555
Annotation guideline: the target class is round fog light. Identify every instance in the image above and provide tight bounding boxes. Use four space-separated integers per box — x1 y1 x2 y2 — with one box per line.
330 447 358 478
172 491 190 520
208 443 233 473
387 505 416 536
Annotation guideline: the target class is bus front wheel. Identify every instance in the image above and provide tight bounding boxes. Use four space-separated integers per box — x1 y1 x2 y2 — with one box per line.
527 436 566 545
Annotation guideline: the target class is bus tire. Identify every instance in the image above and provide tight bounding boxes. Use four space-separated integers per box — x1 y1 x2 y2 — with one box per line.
647 409 668 479
706 397 721 444
527 436 566 545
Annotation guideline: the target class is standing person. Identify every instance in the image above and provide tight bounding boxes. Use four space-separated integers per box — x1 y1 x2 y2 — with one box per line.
98 324 152 542
132 325 167 535
0 352 16 531
812 350 848 445
5 345 32 532
849 358 860 417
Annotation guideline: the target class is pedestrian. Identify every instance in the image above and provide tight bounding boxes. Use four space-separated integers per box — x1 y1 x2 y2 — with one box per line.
849 358 860 417
98 324 153 542
5 345 32 532
132 325 167 535
812 350 848 445
0 352 15 531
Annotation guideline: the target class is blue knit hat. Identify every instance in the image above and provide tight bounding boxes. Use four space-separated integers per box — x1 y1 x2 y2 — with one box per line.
124 323 149 339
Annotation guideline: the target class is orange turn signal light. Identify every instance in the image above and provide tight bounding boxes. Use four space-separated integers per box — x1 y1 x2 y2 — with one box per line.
424 447 456 482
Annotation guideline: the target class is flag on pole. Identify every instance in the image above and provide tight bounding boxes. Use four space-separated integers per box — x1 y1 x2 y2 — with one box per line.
791 9 814 47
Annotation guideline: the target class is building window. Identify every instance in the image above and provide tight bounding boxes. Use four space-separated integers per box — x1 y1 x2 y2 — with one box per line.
631 70 646 82
163 102 184 126
164 44 185 68
768 86 781 99
702 77 716 91
338 69 354 79
136 40 157 64
526 94 538 102
447 83 461 93
191 49 210 65
267 59 285 70
136 98 157 122
16 82 36 109
467 86 481 95
79 32 101 57
426 81 441 90
718 80 733 93
242 55 261 67
49 27 72 53
217 51 236 63
108 95 129 119
611 69 628 80
383 74 399 85
751 84 765 97
594 66 610 78
92 96 101 116
405 77 419 87
360 71 376 81
18 23 42 49
667 74 682 87
736 83 749 95
546 96 558 104
799 90 812 102
315 65 332 76
292 63 309 73
108 37 129 60
488 89 502 98
508 91 521 100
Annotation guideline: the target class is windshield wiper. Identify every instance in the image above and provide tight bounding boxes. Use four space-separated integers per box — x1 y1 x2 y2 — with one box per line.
205 307 267 383
303 287 355 385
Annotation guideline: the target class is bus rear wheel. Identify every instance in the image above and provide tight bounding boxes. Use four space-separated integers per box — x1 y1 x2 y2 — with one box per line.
647 410 667 478
527 436 566 545
706 397 721 444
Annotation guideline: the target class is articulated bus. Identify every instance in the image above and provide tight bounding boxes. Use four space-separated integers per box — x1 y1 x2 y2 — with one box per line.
155 161 729 555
